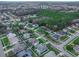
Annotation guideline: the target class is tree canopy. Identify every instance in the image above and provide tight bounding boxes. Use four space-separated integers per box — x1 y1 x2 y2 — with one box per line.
36 9 79 31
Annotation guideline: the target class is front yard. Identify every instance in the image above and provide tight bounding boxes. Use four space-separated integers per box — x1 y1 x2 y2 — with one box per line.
64 37 79 56
1 36 10 47
60 35 69 41
46 43 60 55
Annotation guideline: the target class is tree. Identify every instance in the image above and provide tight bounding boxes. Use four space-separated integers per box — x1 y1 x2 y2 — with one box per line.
66 45 74 52
37 9 79 31
74 39 79 45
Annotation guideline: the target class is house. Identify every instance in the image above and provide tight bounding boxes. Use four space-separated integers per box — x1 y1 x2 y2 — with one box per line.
58 31 67 35
7 33 19 45
71 24 77 28
7 33 26 55
32 24 39 28
74 45 79 53
72 19 79 27
57 52 64 57
16 50 32 57
75 23 79 27
28 38 39 46
44 51 56 57
53 34 60 40
72 19 79 23
67 27 72 30
27 14 37 18
23 33 30 39
35 43 48 55
20 29 26 34
12 42 25 54
19 22 25 26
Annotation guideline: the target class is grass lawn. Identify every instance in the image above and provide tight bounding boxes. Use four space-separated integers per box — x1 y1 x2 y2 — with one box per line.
64 45 77 56
38 38 46 44
46 43 60 55
31 48 37 57
6 51 16 57
64 37 79 56
72 27 79 30
31 33 39 38
31 46 39 56
60 35 69 41
1 36 10 47
36 28 49 36
46 34 61 44
73 37 79 45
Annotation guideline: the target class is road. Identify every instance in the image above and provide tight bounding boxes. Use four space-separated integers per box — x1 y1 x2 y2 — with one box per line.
0 40 5 57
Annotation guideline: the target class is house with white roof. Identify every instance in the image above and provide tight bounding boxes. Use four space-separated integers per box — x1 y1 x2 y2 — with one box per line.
7 33 19 45
44 51 56 57
35 43 48 55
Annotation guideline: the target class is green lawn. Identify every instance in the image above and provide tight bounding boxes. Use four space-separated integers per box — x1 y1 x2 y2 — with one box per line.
37 28 49 35
46 34 61 44
31 33 39 38
64 37 79 56
1 36 10 47
46 43 60 55
38 38 46 43
60 35 68 41
64 45 77 56
73 37 79 45
31 46 37 57
6 51 16 57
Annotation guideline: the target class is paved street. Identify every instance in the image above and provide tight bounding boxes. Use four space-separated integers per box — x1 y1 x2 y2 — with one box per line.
0 40 5 57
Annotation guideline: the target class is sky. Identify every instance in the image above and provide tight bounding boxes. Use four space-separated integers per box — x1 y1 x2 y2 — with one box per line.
0 0 79 1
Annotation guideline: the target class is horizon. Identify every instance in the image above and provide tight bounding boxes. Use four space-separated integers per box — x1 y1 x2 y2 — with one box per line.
0 0 79 2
